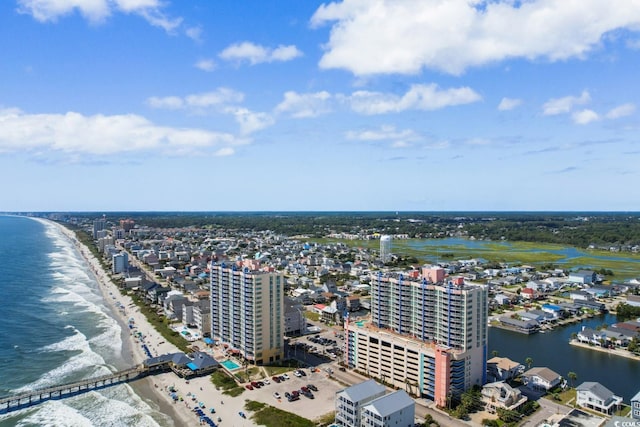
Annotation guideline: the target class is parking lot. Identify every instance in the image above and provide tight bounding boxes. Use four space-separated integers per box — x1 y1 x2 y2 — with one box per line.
240 367 342 421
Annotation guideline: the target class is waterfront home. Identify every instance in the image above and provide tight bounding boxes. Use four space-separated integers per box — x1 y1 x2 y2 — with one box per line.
521 367 562 392
577 327 606 346
498 316 540 334
576 382 623 415
631 390 640 420
486 357 524 382
541 304 564 319
481 381 527 414
573 299 606 312
520 310 553 324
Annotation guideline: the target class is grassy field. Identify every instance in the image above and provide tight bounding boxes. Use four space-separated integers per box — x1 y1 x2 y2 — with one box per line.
244 400 316 427
309 238 640 279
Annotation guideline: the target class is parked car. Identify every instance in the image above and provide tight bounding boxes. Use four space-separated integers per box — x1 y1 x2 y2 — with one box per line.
245 384 253 390
272 376 281 383
251 381 260 388
282 373 290 380
294 370 302 377
273 392 281 399
307 383 318 391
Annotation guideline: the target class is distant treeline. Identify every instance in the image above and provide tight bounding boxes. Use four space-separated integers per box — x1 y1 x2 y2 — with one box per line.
50 211 640 248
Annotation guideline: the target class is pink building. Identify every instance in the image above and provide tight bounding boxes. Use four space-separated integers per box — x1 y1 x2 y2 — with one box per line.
422 266 445 283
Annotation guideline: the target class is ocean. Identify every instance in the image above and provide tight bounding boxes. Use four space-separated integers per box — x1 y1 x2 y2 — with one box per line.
0 216 173 427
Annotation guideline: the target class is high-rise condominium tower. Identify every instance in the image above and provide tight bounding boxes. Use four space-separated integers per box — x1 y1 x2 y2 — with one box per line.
210 263 284 364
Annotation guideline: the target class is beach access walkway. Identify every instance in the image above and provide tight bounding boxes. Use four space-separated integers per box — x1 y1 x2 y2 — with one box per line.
0 363 161 414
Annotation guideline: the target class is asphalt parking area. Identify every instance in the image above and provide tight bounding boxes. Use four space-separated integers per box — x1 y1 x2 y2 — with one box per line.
241 368 342 421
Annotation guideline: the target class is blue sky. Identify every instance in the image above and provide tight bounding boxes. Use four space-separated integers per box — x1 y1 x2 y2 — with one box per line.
2 0 640 212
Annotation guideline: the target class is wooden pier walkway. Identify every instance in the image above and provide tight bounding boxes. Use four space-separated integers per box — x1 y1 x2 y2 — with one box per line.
0 364 157 414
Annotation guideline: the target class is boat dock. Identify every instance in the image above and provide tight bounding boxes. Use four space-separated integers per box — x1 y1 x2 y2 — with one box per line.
0 364 156 414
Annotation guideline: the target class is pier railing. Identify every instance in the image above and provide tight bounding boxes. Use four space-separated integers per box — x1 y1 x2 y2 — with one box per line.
0 364 154 414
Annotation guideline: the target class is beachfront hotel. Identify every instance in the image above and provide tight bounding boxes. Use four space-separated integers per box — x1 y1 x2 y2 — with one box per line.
345 273 488 407
209 263 284 364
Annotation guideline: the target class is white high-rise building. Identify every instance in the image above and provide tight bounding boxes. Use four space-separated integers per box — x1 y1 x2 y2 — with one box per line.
380 235 392 262
345 273 488 407
210 263 284 364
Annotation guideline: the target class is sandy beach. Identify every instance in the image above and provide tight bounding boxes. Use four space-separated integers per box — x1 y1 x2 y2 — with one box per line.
53 221 259 427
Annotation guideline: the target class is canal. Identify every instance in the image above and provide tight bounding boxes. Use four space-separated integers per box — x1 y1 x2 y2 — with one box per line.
489 313 640 402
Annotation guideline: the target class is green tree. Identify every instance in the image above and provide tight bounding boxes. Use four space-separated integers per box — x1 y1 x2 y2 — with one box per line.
567 371 577 388
525 357 533 369
491 350 499 358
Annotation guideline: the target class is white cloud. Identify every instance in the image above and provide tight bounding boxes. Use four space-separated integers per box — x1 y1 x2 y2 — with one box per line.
498 97 522 111
146 96 184 109
185 89 244 108
275 91 332 118
0 108 239 157
219 42 303 65
348 84 481 115
542 90 591 115
185 26 203 42
310 0 640 75
18 0 182 33
605 103 636 119
347 125 420 148
194 59 216 72
17 0 111 23
226 108 275 135
572 109 599 125
146 88 244 110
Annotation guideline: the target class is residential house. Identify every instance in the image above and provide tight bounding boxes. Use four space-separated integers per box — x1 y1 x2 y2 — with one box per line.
631 390 640 420
360 390 415 427
498 316 539 334
626 295 640 308
493 294 513 306
520 288 538 300
335 379 386 427
521 367 562 391
569 290 592 301
569 270 596 285
481 381 528 414
486 357 524 382
576 382 623 415
577 327 607 346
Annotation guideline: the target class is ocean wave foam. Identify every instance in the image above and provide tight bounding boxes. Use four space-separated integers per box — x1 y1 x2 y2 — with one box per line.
14 400 94 427
15 327 109 393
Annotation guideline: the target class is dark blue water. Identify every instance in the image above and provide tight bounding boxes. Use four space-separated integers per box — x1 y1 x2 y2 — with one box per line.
0 216 171 426
489 313 640 402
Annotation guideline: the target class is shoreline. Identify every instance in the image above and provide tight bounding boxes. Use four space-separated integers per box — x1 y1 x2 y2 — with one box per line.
51 221 198 427
569 339 640 362
51 219 259 426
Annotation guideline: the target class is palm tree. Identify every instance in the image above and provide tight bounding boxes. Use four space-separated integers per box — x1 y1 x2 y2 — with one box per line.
525 357 533 369
567 371 577 388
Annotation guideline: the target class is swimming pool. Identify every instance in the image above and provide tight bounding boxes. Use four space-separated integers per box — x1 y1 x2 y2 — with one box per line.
221 359 241 370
